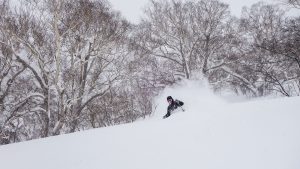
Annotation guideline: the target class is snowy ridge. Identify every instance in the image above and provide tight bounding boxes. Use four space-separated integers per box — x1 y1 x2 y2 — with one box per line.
0 80 299 169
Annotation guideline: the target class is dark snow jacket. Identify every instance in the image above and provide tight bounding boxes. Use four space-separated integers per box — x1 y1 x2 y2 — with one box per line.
164 99 184 118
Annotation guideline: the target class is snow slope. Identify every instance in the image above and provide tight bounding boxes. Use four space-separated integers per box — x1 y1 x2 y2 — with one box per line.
0 80 299 169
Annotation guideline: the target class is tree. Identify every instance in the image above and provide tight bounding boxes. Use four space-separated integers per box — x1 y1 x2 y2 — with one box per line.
0 0 132 144
133 0 235 80
259 17 300 96
238 2 300 96
285 0 300 9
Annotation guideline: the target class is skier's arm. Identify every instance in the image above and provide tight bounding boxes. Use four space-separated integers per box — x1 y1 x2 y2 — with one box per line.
163 105 172 118
175 100 184 106
167 105 172 114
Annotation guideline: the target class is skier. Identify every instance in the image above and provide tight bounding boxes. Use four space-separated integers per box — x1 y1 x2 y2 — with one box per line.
163 96 184 119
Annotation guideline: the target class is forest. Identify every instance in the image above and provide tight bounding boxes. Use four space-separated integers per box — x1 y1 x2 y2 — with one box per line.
0 0 299 144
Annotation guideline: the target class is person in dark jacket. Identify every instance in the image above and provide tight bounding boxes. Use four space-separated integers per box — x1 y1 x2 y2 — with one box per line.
163 96 184 119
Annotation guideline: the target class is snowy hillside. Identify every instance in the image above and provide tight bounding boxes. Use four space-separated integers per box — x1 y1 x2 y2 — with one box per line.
0 80 299 169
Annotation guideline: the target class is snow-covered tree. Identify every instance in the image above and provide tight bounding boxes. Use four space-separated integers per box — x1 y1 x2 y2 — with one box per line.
133 0 234 79
0 0 134 144
238 2 299 96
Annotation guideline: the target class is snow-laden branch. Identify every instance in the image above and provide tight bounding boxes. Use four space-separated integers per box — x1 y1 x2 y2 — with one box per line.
76 87 110 116
221 66 258 95
13 51 48 89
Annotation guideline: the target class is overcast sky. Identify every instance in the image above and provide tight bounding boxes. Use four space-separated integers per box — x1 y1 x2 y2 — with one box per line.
109 0 298 23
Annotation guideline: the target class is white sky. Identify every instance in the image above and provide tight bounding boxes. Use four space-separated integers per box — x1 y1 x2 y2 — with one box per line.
108 0 299 23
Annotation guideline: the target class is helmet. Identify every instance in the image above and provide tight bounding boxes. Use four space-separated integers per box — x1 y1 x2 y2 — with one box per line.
167 96 173 101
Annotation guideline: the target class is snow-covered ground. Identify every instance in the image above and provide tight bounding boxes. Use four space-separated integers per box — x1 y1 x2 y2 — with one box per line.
0 80 299 169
